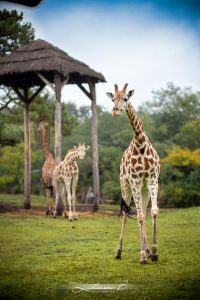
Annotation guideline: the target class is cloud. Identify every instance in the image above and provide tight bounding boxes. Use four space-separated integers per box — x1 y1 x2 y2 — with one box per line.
4 2 200 110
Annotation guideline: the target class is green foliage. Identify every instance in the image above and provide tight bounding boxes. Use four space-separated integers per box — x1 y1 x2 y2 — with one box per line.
160 146 200 207
140 82 200 148
0 9 35 57
0 207 199 299
174 119 200 150
0 144 24 192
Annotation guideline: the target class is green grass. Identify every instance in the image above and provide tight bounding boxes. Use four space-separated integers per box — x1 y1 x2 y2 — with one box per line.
0 200 200 300
0 194 46 210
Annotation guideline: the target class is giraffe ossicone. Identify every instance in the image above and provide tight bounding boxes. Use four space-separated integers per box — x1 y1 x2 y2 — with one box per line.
53 143 89 221
106 83 160 264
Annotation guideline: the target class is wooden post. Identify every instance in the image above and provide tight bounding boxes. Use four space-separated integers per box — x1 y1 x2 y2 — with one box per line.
54 73 62 215
88 80 100 212
23 101 31 209
13 85 44 210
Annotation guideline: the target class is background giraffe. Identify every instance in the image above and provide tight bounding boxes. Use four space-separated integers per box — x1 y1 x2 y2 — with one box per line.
53 144 89 221
106 83 160 264
38 121 56 215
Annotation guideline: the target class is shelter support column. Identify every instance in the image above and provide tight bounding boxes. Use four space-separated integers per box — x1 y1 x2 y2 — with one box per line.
54 73 62 215
24 102 31 209
88 80 100 212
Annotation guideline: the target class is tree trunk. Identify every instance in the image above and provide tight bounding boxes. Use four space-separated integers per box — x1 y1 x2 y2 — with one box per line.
88 80 100 212
54 73 63 215
23 102 31 209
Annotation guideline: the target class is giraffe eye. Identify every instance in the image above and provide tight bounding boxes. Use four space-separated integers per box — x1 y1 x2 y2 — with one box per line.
123 96 128 101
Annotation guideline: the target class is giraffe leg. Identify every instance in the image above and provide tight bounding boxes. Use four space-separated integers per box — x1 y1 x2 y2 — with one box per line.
131 180 148 264
45 188 51 215
115 179 131 259
65 180 73 221
116 212 127 259
53 183 59 218
72 176 78 220
61 184 68 218
142 220 151 258
147 178 159 262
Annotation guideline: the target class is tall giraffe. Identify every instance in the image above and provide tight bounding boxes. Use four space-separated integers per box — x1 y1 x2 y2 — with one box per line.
38 121 56 215
53 144 89 221
106 83 160 264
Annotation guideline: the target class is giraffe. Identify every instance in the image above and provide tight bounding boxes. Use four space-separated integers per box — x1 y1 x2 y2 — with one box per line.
38 121 56 215
106 83 160 264
53 144 89 221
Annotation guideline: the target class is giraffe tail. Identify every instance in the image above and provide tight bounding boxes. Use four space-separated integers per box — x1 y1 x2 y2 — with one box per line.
42 180 54 198
120 196 136 219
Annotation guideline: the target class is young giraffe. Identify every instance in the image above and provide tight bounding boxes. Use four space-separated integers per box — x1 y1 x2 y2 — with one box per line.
38 121 56 215
53 144 89 221
106 83 160 264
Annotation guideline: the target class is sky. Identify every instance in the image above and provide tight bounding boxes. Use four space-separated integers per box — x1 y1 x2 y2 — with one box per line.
1 0 200 110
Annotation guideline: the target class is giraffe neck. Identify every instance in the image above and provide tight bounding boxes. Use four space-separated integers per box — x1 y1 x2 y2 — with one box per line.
41 127 51 158
125 102 148 147
64 151 78 163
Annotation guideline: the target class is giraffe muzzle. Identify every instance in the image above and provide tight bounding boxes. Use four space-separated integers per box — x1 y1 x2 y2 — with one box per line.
112 110 119 117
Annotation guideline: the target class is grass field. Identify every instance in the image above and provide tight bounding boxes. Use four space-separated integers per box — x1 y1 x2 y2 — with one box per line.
0 195 199 300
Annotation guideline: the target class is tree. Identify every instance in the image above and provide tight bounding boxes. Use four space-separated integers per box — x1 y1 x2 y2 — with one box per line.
0 9 34 57
174 119 200 150
160 146 200 207
139 82 200 155
0 9 35 111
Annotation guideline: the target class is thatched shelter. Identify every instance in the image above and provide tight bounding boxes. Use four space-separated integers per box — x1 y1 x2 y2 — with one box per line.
0 38 106 212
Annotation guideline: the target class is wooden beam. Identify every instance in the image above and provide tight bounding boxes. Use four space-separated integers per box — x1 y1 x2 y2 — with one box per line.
75 80 92 100
28 84 45 103
54 72 63 215
36 72 55 93
88 79 100 212
12 87 26 102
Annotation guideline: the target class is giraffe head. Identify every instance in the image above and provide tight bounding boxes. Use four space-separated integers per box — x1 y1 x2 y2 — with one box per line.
106 83 134 116
38 121 48 130
74 143 89 160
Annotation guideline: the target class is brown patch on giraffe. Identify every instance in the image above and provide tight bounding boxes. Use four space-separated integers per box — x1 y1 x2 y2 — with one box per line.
138 157 142 165
144 158 150 170
149 158 154 165
150 148 155 157
133 146 139 155
138 172 144 177
127 153 131 160
123 165 126 175
146 148 150 155
131 158 137 166
139 135 146 144
135 166 143 172
140 145 146 155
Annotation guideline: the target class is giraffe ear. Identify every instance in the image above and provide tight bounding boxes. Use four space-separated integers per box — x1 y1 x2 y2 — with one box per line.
106 92 114 101
127 89 134 99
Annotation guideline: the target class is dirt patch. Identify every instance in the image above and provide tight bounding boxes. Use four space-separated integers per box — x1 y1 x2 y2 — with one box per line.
0 203 120 217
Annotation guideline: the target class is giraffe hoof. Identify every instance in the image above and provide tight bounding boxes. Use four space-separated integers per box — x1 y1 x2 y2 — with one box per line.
53 215 57 219
74 217 78 221
69 219 73 222
140 259 147 265
115 250 122 259
151 254 158 262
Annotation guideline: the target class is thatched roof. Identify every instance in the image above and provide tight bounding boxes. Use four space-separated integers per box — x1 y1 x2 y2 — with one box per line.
0 39 106 88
